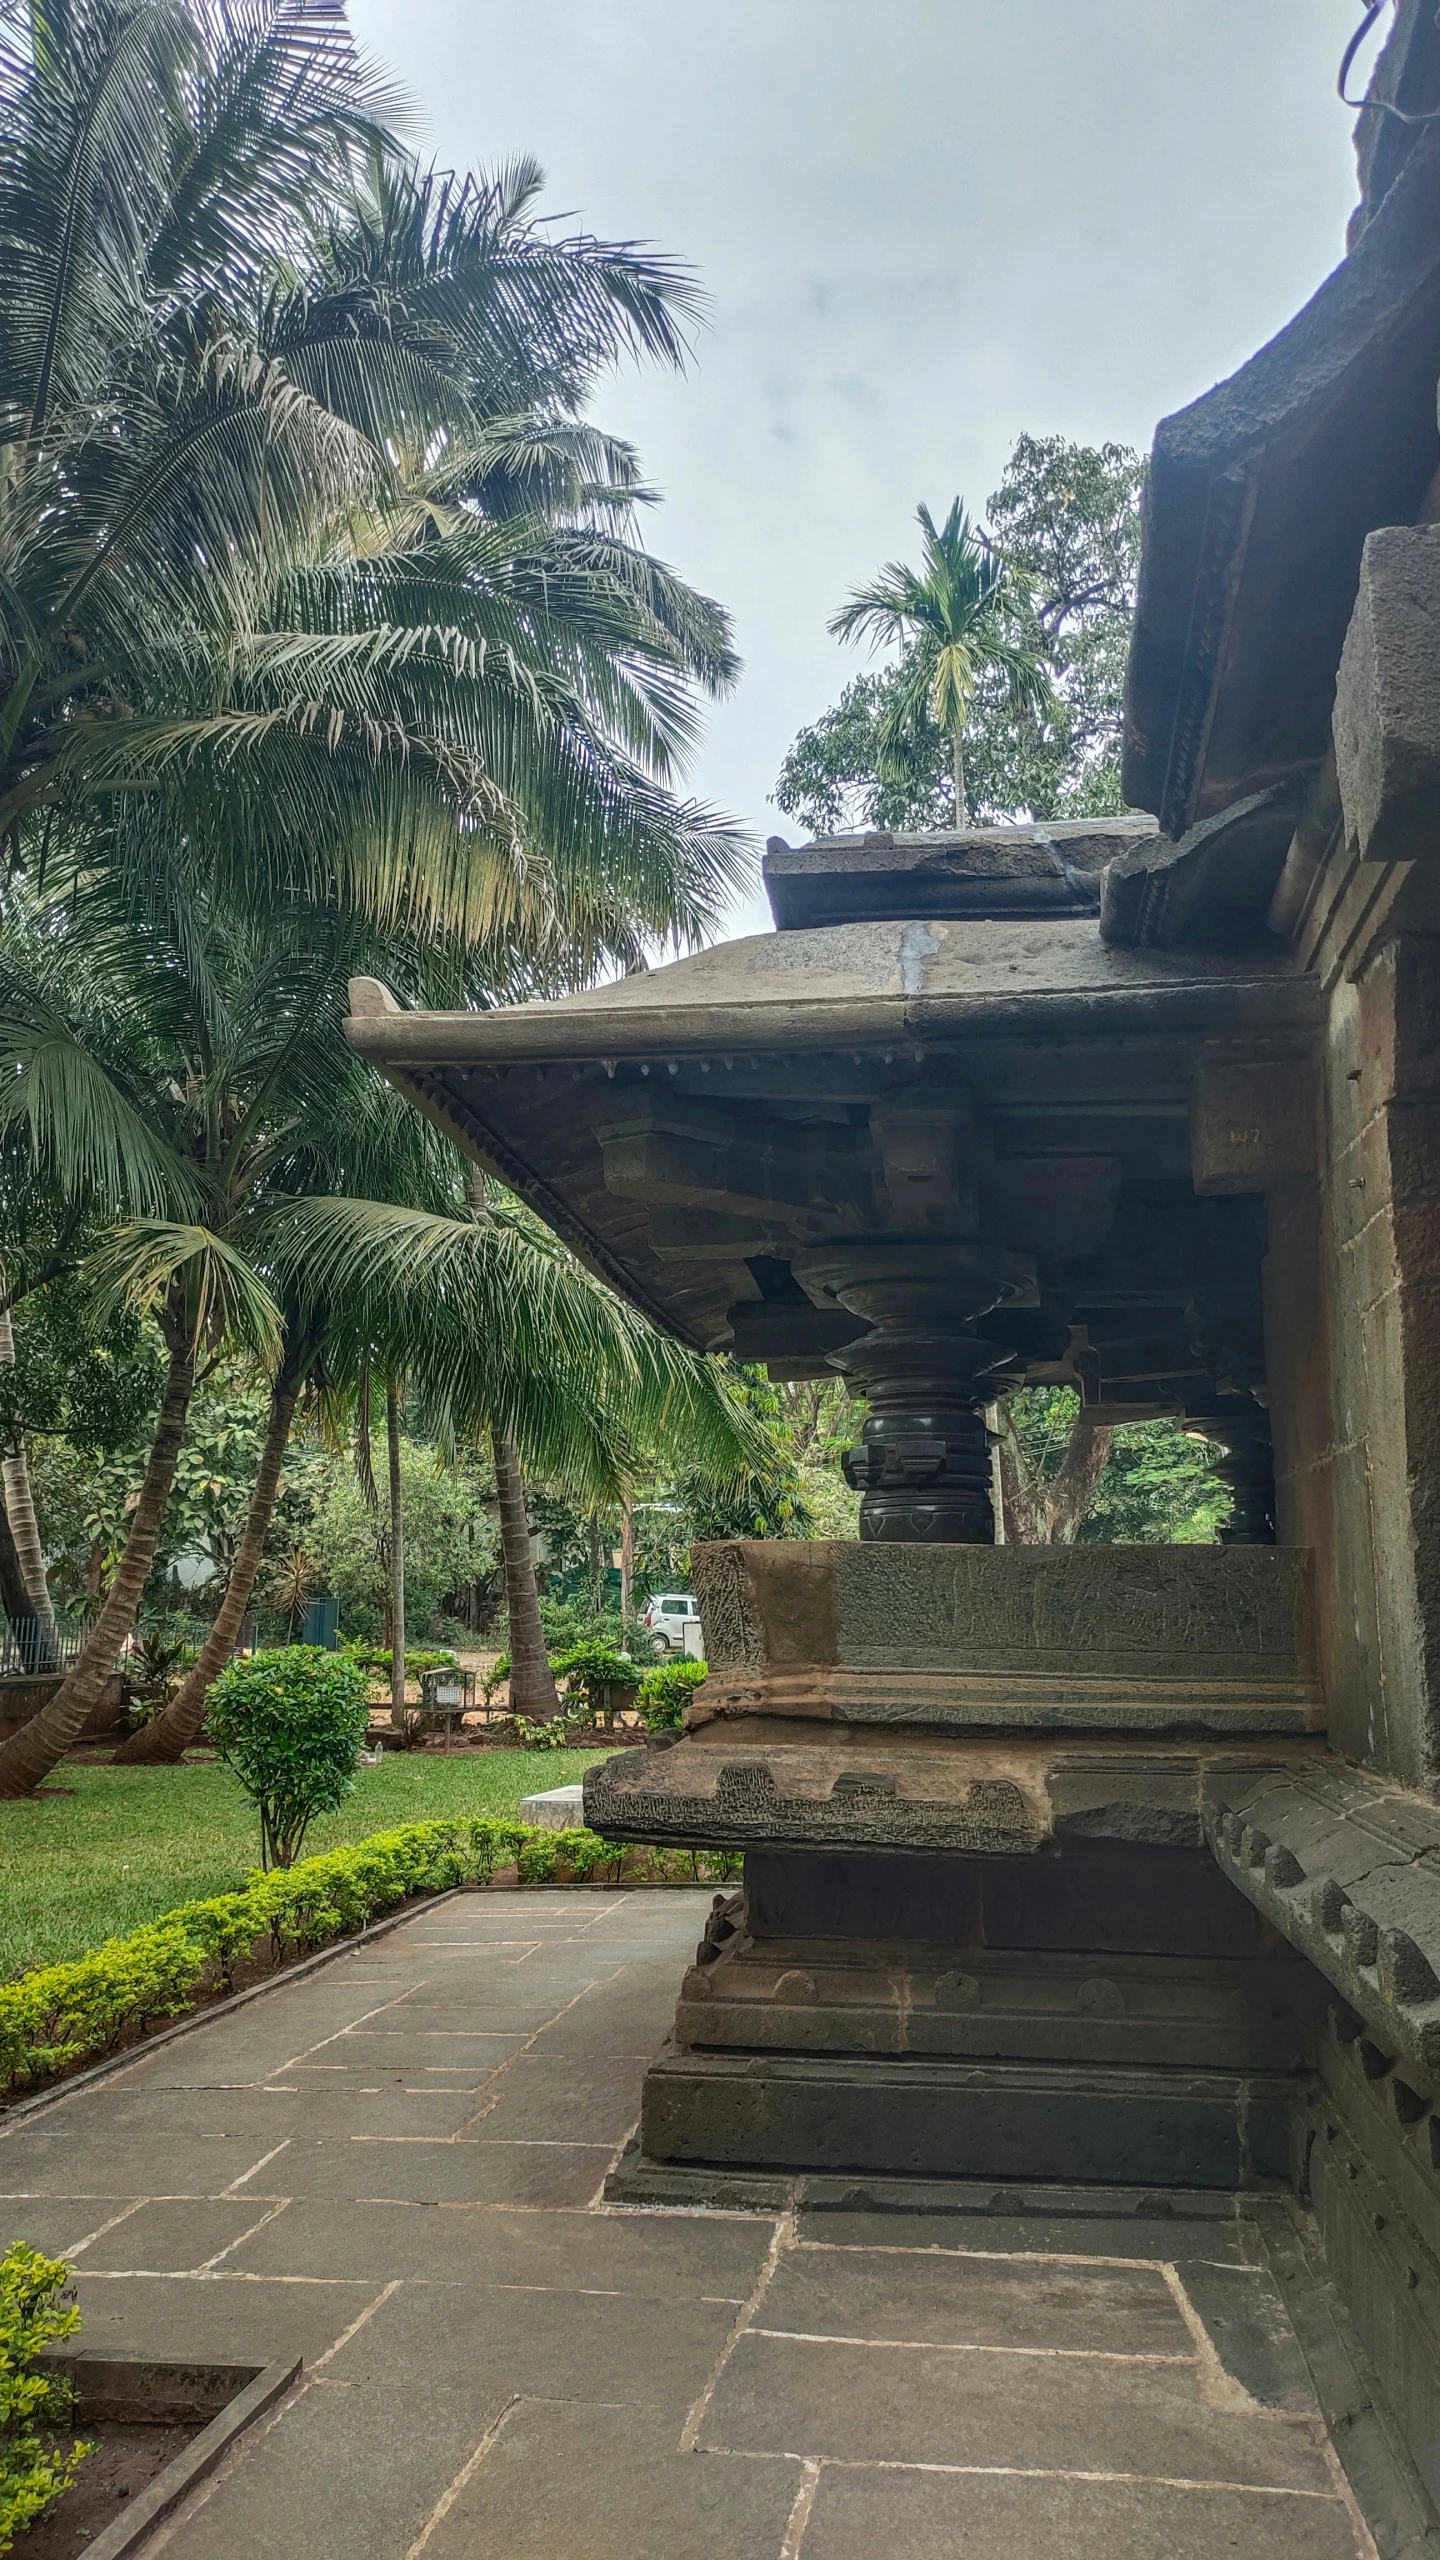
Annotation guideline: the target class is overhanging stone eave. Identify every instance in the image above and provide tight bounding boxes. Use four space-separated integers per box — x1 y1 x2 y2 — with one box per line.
360 1053 706 1347
345 962 1322 1074
1123 120 1440 837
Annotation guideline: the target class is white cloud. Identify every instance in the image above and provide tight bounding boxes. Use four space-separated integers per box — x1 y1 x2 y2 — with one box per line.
351 0 1369 935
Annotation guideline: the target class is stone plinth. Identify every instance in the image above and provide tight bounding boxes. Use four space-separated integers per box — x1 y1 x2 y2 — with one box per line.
586 1539 1329 2203
686 1539 1324 1739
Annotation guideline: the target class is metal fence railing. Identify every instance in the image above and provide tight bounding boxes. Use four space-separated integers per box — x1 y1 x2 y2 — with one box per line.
0 1615 93 1679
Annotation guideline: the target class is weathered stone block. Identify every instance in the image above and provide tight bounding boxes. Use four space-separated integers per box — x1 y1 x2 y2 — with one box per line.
685 1540 1323 1735
638 2049 1294 2189
1190 1054 1317 1195
1335 523 1440 866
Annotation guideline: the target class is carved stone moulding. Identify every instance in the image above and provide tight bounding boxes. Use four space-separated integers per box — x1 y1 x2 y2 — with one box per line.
585 1735 1045 1855
684 1538 1324 1737
582 1728 1320 1857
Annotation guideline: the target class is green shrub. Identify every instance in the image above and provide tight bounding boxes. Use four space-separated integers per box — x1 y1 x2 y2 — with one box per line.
636 1658 708 1730
551 1641 639 1721
207 1646 372 1868
509 1713 571 1750
0 2243 90 2552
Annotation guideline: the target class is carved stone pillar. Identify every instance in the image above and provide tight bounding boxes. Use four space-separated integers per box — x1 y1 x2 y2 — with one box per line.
1200 1406 1277 1546
795 1240 1031 1543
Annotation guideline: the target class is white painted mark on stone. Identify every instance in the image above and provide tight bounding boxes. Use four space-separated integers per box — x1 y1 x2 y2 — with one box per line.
680 2210 794 2456
748 2327 1193 2365
778 2457 821 2558
402 2397 522 2557
1160 2260 1262 2416
221 2138 291 2194
58 2198 147 2260
198 2197 292 2271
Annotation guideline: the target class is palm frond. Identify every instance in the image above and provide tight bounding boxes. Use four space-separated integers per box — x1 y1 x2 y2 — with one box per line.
85 1216 283 1366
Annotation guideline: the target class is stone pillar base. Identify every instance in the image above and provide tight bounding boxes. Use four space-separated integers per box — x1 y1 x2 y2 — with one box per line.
609 1845 1327 2202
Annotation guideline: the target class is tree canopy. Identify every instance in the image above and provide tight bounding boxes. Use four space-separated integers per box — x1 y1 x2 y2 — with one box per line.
774 433 1144 835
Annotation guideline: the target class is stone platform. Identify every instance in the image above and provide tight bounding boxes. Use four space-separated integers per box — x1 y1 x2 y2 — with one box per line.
0 1885 1425 2557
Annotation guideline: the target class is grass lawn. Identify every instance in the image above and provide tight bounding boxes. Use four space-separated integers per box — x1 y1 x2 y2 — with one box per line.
0 1748 616 1978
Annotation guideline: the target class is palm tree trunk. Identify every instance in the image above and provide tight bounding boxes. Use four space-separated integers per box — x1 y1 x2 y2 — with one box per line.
387 1381 405 1728
492 1427 558 1717
0 1335 196 1797
112 1363 302 1764
620 1499 634 1622
0 1490 40 1644
0 1307 59 1670
951 728 967 824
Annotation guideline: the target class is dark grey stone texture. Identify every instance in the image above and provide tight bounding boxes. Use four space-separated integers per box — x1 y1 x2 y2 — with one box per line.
1204 1758 1440 2082
685 1538 1322 1736
638 2050 1295 2190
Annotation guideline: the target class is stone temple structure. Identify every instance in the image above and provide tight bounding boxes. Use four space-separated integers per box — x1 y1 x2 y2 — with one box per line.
347 3 1440 2505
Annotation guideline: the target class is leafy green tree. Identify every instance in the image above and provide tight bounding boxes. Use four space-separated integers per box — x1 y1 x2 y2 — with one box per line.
1079 1420 1231 1546
0 0 744 955
306 1437 498 1642
995 1387 1229 1546
828 500 1050 822
774 435 1143 833
202 1192 781 1721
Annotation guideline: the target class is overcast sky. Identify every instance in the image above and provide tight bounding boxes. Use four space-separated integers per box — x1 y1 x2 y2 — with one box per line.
352 0 1374 935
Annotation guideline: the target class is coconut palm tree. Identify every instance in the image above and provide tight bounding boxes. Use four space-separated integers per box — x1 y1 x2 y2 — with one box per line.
829 502 1052 822
0 851 461 1791
123 1179 776 1759
0 1217 281 1793
0 0 746 948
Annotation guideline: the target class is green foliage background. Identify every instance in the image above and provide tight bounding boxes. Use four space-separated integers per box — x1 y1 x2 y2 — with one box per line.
775 434 1145 834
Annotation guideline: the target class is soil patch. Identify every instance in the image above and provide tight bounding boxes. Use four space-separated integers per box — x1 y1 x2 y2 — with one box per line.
19 2423 196 2557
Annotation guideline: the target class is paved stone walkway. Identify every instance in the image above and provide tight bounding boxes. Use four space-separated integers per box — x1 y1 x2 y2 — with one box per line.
0 1889 1404 2557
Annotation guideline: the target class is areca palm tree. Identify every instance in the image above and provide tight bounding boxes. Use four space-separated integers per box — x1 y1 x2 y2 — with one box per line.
829 501 1051 822
125 1184 777 1757
0 850 464 1790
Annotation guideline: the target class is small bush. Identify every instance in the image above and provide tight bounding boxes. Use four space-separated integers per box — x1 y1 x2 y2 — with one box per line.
0 2243 90 2552
551 1641 639 1722
508 1713 572 1750
206 1646 372 1868
636 1658 708 1730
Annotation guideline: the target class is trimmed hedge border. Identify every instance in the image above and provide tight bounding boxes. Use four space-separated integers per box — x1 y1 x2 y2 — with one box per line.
0 1817 737 2099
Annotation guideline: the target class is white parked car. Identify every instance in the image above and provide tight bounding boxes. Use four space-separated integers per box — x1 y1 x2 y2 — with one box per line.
643 1592 704 1658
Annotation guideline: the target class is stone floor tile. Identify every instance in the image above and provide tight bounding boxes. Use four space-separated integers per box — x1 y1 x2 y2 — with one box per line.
224 2193 773 2296
1171 2258 1320 2411
304 2030 527 2072
0 2196 136 2259
251 2134 616 2208
794 2202 1265 2264
267 2085 488 2138
420 2399 800 2560
0 2127 285 2198
152 2370 515 2560
322 2275 739 2417
69 2271 374 2367
64 2197 292 2272
463 2053 648 2145
799 2465 1364 2560
700 2332 1334 2491
769 2244 1192 2354
59 2085 307 2142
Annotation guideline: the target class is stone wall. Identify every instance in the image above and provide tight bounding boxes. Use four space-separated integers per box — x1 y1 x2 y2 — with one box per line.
1266 938 1440 1786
